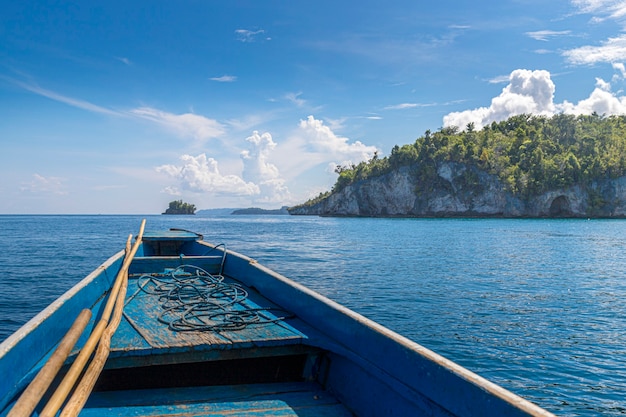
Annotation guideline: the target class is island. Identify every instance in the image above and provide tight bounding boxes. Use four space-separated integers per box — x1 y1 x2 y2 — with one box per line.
289 113 626 218
162 200 196 215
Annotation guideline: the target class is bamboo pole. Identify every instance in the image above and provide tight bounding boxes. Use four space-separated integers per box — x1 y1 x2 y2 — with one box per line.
60 256 130 416
6 309 92 417
39 219 146 417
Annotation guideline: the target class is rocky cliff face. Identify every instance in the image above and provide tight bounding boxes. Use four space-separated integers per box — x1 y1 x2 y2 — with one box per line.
288 162 626 217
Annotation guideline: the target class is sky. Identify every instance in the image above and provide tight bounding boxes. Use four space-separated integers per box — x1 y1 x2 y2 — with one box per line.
3 0 626 213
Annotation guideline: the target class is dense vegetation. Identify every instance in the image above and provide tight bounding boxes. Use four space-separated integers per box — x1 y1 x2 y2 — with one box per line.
319 113 626 203
163 200 196 215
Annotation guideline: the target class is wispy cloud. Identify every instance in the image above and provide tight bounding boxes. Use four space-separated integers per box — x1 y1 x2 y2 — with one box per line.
6 76 228 144
210 75 237 82
384 103 419 110
571 0 626 23
384 100 464 110
563 34 626 64
235 29 270 42
564 1 626 64
115 56 132 66
6 77 119 116
285 92 306 107
130 107 225 143
526 30 572 41
488 74 511 84
20 174 68 195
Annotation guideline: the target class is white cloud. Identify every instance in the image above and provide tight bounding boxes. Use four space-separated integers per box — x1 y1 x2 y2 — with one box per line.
115 57 132 66
559 77 626 114
130 107 225 143
20 174 67 195
571 0 626 22
241 131 291 204
156 119 381 206
613 62 626 76
564 1 626 65
235 29 269 42
9 79 119 116
156 154 259 196
384 103 419 110
210 75 237 82
563 35 626 65
488 75 511 84
526 30 572 41
298 115 379 164
444 68 626 129
156 131 293 205
444 69 556 129
285 92 306 107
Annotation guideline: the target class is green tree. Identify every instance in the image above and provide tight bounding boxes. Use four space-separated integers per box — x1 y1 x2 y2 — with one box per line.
163 200 196 215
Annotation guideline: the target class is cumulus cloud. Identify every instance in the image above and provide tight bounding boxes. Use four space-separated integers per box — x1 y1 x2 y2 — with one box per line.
156 131 293 204
298 115 379 164
240 131 291 204
443 68 626 129
560 77 626 114
156 154 259 196
444 69 556 129
131 107 225 143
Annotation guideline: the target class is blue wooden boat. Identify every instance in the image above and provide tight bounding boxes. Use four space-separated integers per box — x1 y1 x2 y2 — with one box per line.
0 221 556 417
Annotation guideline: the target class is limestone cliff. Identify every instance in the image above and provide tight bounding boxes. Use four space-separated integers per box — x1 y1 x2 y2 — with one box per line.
288 162 626 217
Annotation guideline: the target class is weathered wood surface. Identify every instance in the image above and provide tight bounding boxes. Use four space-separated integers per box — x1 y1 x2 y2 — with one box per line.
81 382 353 417
113 275 306 354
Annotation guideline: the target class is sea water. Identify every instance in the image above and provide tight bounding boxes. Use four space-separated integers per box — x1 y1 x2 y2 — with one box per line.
1 214 626 416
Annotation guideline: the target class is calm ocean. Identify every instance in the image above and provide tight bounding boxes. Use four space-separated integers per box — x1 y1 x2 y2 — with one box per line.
1 214 626 416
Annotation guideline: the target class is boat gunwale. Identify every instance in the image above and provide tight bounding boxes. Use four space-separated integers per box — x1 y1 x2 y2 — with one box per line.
0 236 558 417
213 241 557 417
0 249 126 359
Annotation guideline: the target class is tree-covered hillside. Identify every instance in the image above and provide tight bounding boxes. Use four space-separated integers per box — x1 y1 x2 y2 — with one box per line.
162 200 196 215
312 113 626 205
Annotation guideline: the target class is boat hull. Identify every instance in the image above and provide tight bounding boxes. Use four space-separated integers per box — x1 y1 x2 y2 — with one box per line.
0 229 555 417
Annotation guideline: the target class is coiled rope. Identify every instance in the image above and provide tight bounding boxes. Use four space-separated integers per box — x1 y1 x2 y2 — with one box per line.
136 265 290 332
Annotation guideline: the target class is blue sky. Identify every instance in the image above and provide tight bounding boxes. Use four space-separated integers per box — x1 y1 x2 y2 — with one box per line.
3 0 626 213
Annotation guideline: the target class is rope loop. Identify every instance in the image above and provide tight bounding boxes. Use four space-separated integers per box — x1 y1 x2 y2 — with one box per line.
136 264 290 332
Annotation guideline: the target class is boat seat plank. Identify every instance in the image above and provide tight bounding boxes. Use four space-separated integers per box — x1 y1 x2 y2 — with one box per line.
129 256 224 275
81 382 354 417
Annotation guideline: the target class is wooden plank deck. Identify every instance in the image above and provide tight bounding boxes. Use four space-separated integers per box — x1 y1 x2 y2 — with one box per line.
81 382 354 417
110 272 307 357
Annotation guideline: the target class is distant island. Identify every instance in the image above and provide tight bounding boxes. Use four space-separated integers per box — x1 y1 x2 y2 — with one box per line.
162 200 196 215
232 206 289 215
